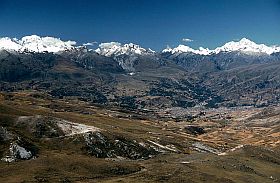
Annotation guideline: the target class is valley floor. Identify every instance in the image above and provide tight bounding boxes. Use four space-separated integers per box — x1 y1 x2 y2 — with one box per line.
0 91 279 183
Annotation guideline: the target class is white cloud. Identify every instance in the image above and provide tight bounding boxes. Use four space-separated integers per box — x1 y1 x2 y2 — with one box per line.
99 42 121 49
83 41 98 46
182 38 193 42
66 41 77 46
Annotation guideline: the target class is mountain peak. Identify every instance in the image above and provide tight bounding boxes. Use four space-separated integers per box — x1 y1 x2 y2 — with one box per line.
96 42 154 57
0 35 76 53
214 38 279 55
162 45 211 55
0 37 22 51
164 38 280 56
20 35 42 42
1 35 279 56
163 45 194 53
239 37 254 44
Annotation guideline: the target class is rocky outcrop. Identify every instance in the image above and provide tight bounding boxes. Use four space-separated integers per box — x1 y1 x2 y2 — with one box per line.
83 132 159 160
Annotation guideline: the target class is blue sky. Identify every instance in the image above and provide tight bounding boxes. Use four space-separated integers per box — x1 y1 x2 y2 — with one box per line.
0 0 280 50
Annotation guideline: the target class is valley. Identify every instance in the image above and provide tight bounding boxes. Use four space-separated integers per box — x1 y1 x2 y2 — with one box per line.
0 91 279 183
0 36 280 182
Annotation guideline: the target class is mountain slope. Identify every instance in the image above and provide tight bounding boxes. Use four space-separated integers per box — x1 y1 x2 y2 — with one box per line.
204 62 280 107
1 35 280 110
96 42 156 71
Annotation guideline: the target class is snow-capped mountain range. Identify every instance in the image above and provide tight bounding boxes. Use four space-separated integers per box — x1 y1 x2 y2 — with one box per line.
213 38 280 55
162 45 211 55
163 38 280 55
0 35 76 53
0 35 279 56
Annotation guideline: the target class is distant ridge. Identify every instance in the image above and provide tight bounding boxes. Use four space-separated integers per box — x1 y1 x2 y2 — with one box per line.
1 35 280 55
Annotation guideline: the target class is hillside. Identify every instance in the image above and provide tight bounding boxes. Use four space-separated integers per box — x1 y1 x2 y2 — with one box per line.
0 36 280 182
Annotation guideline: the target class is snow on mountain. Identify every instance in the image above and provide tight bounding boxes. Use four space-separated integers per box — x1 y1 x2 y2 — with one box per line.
56 119 100 136
0 35 76 53
1 36 279 56
95 42 156 72
163 45 211 55
163 38 280 55
96 42 155 57
19 35 76 53
213 38 280 55
0 37 22 51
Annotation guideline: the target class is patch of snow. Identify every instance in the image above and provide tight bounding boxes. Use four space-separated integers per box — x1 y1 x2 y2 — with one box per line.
17 116 33 121
218 152 228 156
147 140 178 152
1 156 15 163
6 142 33 160
1 142 34 162
57 120 100 136
230 144 244 152
218 144 244 156
139 142 146 147
192 142 220 154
